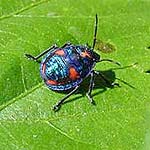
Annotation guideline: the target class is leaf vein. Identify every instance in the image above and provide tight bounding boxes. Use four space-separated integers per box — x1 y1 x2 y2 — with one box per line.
0 83 43 112
0 0 49 21
45 121 98 147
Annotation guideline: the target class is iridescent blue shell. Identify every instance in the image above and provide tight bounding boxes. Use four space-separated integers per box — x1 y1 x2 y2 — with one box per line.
40 44 99 91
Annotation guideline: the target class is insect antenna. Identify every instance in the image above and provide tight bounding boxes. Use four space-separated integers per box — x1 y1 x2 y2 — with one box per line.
92 14 98 50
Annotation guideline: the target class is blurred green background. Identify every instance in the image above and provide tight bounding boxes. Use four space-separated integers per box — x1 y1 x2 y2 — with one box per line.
0 0 150 149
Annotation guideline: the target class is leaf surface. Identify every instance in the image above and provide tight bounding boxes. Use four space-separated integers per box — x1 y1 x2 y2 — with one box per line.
0 0 150 149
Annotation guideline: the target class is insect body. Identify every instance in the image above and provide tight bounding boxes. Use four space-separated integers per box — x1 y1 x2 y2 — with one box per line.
40 44 100 91
25 14 119 111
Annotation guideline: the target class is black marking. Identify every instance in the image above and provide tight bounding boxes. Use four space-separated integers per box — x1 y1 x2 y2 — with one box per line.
145 70 150 74
147 46 150 49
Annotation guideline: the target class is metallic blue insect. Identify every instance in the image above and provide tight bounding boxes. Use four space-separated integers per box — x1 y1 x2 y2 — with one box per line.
25 14 119 111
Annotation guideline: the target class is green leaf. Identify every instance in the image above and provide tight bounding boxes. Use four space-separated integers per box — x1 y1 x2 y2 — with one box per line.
0 0 150 149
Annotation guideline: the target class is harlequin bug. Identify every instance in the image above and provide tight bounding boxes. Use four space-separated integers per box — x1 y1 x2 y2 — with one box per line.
25 14 120 111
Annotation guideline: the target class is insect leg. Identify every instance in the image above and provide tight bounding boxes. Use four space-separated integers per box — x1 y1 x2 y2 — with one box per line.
25 44 58 63
53 85 80 111
94 70 120 87
61 42 72 48
86 70 95 104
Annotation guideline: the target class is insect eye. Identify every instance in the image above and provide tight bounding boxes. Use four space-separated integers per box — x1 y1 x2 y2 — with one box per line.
91 51 100 62
95 54 100 62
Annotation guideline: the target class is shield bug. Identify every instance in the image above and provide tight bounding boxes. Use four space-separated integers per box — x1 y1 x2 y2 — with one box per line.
25 14 120 111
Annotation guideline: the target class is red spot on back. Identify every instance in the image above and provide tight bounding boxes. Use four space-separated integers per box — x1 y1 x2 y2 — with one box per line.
42 63 46 74
81 51 91 58
46 80 57 85
55 49 65 56
69 67 80 80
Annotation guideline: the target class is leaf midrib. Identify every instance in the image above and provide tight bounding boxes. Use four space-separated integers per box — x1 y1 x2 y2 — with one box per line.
0 82 43 111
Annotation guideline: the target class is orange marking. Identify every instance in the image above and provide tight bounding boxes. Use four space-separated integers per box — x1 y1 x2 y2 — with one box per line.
46 80 57 85
55 49 65 56
42 63 46 74
81 51 91 58
69 67 79 80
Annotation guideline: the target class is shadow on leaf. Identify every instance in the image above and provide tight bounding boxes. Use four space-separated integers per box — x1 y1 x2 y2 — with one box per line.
53 63 137 111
